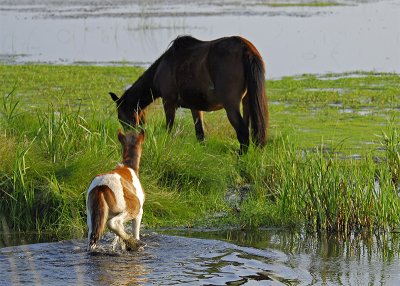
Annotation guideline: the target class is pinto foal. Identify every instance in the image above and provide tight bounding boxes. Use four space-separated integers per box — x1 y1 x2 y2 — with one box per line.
86 129 145 251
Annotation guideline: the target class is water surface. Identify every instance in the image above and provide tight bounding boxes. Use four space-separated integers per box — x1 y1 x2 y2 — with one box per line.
1 229 399 285
0 231 306 285
1 0 399 78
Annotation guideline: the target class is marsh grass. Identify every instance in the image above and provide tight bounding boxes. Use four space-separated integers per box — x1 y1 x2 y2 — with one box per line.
238 139 400 233
0 65 399 237
380 121 400 188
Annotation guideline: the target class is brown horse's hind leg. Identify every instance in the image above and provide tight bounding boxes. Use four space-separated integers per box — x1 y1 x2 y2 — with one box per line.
191 109 205 142
225 107 249 154
242 94 250 130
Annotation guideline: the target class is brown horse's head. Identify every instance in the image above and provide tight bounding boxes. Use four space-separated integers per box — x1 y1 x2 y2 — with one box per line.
110 92 145 129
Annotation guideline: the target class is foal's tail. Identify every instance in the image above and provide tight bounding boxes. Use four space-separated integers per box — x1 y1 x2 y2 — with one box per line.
241 37 269 147
87 187 108 251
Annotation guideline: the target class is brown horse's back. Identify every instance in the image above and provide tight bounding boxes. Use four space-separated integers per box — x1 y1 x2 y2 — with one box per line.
154 36 248 111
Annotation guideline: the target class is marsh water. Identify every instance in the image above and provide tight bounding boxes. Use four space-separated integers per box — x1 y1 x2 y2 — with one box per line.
1 229 400 285
1 0 399 78
1 1 400 285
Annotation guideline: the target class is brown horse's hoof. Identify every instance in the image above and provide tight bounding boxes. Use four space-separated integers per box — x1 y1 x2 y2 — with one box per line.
124 237 146 251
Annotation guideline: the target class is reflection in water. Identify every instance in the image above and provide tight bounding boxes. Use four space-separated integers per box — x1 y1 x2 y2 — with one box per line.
166 229 400 285
0 231 60 249
88 251 150 285
1 230 400 285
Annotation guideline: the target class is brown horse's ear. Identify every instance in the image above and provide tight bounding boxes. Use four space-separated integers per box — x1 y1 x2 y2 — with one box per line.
138 129 145 142
133 113 140 126
109 92 119 102
117 128 125 143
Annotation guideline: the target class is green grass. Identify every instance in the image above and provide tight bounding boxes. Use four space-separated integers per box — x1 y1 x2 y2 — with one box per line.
0 65 399 238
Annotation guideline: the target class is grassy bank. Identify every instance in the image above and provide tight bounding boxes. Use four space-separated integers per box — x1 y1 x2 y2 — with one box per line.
0 65 399 238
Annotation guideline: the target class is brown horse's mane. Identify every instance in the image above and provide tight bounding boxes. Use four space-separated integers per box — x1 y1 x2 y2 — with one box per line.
120 35 201 110
120 58 161 110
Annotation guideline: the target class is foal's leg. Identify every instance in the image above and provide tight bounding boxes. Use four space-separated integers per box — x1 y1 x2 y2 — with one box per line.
225 106 249 154
129 208 146 250
191 109 205 142
107 212 140 251
107 212 131 241
132 208 143 240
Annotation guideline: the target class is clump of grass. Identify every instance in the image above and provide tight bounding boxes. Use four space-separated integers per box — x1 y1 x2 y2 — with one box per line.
1 87 20 125
235 131 400 234
380 121 400 188
0 87 123 235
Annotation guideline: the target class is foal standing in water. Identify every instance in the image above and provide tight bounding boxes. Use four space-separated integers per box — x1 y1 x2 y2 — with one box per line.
86 129 145 251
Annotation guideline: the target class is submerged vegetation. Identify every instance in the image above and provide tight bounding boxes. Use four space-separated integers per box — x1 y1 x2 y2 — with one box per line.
0 65 399 238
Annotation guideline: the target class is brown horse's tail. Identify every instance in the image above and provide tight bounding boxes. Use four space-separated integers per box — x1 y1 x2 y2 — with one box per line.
242 38 269 147
87 186 108 251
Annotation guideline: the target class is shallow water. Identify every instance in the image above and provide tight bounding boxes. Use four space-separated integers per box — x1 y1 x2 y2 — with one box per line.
0 232 306 285
1 0 399 78
1 229 400 285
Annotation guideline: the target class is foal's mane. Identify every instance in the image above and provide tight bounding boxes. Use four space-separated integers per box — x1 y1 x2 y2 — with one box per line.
120 59 161 108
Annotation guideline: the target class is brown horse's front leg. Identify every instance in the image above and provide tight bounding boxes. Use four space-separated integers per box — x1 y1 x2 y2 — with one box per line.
163 102 176 132
191 109 205 142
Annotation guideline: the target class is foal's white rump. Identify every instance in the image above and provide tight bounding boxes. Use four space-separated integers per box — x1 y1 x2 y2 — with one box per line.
86 167 144 250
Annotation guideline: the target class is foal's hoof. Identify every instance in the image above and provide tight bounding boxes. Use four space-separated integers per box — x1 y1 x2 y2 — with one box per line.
124 237 146 251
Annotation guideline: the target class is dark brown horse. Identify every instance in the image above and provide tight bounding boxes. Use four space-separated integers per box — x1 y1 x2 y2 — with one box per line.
110 35 268 153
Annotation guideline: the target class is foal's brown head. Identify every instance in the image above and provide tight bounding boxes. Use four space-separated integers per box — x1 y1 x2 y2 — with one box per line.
118 128 145 173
